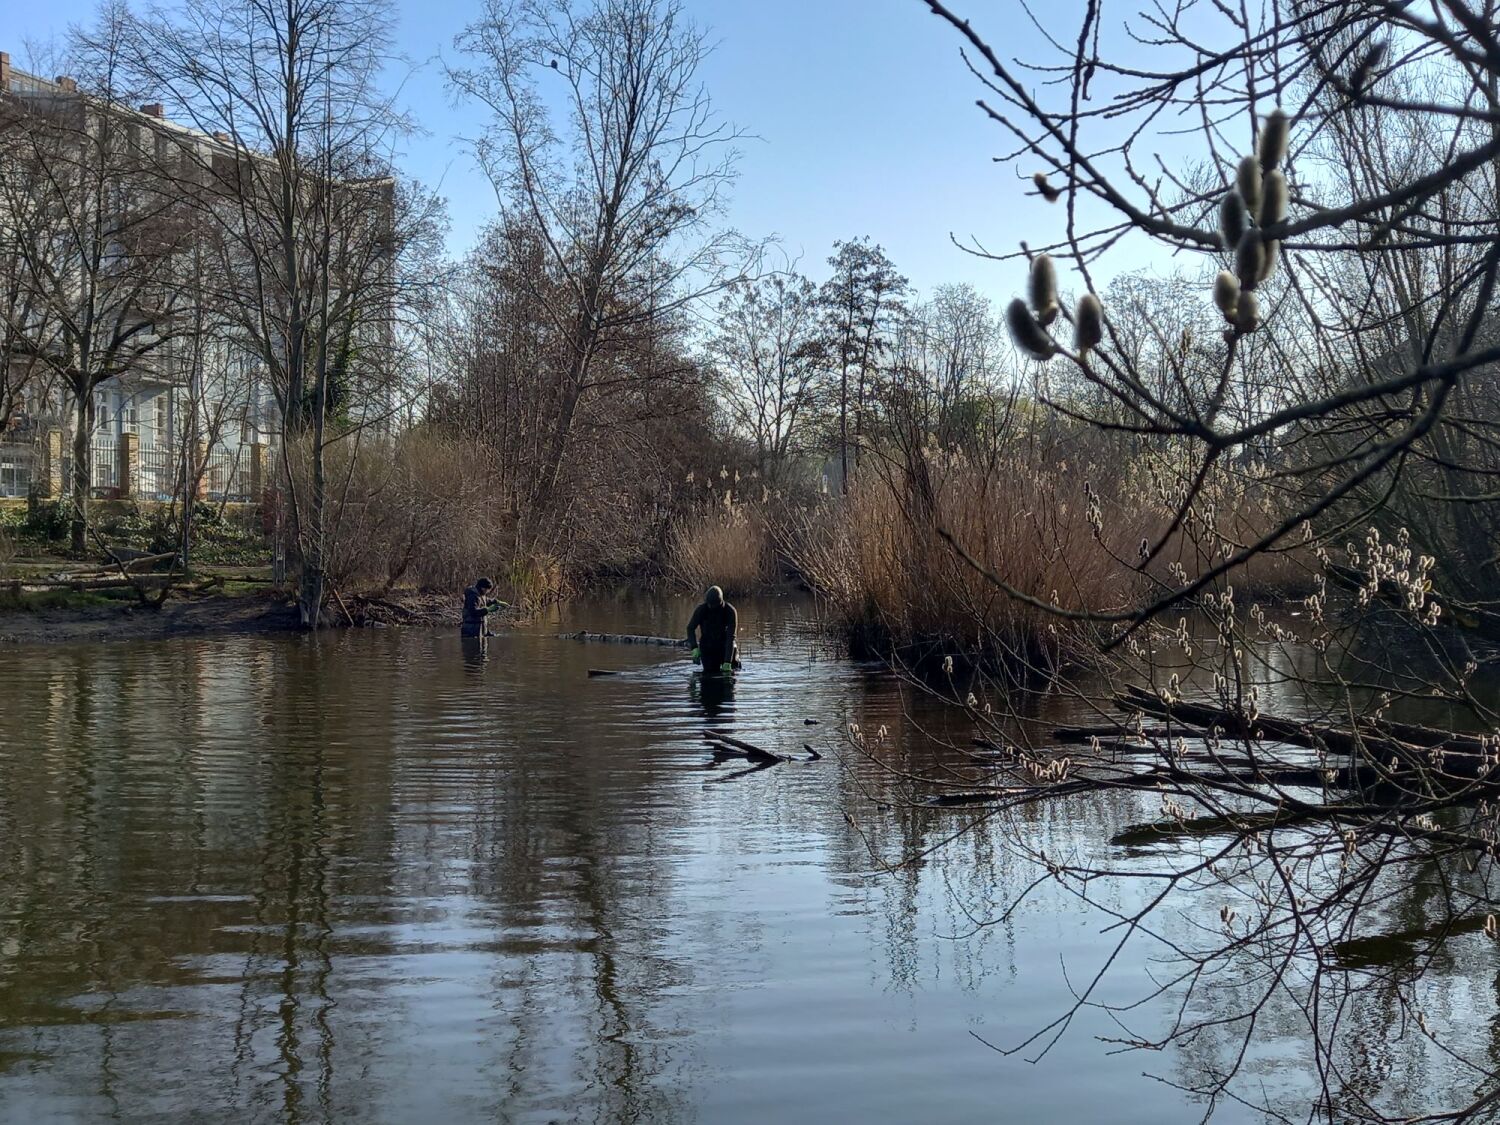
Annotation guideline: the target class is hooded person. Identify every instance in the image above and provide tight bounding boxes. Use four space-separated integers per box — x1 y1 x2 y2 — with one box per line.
685 585 739 673
461 577 506 638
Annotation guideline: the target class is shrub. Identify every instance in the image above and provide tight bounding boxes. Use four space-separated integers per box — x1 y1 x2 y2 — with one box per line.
789 450 1132 672
303 430 569 608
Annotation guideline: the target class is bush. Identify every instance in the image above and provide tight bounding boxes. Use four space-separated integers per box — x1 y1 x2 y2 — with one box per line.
306 430 569 608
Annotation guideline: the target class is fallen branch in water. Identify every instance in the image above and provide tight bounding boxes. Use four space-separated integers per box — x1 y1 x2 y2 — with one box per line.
704 732 790 763
1115 683 1500 782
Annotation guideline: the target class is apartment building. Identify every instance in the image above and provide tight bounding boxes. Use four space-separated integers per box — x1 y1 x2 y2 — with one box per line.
0 51 394 504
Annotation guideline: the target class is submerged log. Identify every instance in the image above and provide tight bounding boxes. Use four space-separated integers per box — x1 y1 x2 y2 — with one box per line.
1117 684 1500 781
925 791 1021 807
1054 723 1217 745
704 732 789 763
559 630 688 648
1110 809 1307 847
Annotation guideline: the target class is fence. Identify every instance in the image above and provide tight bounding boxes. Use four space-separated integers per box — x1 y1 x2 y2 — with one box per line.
91 436 120 495
139 445 177 501
0 431 269 503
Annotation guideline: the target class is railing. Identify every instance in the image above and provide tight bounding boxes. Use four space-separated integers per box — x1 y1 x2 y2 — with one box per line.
139 445 177 501
0 430 271 502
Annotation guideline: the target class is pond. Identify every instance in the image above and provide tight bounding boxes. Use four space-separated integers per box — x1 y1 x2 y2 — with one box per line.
0 591 1494 1122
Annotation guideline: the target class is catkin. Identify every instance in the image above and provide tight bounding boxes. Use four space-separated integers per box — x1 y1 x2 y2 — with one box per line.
1075 293 1103 354
1258 110 1290 172
1214 270 1241 322
1258 239 1281 283
1236 229 1264 290
1220 191 1247 249
1260 169 1287 227
1235 290 1261 333
1029 254 1059 326
1236 155 1262 217
1007 297 1056 360
1032 171 1061 203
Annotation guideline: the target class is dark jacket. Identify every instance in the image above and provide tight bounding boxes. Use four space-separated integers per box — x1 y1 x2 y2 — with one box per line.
461 587 493 636
687 600 737 665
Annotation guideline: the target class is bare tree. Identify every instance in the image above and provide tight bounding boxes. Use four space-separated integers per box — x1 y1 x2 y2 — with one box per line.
0 12 193 552
710 272 826 488
448 0 754 553
128 0 444 624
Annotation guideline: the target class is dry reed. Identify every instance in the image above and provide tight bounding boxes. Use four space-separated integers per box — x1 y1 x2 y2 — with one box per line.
668 497 777 595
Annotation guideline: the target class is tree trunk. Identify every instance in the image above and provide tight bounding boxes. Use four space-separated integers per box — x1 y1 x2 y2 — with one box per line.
69 386 93 555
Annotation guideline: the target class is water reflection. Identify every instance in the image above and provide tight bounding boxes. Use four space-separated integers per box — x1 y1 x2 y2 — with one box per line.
688 670 734 718
0 593 1492 1122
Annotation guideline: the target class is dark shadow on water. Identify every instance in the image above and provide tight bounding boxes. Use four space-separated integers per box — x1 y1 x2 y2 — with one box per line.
689 670 735 718
461 634 488 671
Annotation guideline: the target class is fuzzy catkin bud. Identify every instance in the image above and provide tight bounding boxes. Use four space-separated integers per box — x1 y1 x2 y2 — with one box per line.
1029 254 1059 326
1219 191 1247 250
1235 290 1261 334
1236 156 1262 218
1074 293 1103 355
1260 169 1288 227
1236 229 1264 290
1007 297 1056 360
1032 171 1061 203
1258 239 1281 283
1258 110 1290 172
1214 270 1241 321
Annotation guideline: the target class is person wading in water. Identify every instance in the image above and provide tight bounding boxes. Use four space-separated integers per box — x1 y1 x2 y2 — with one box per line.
686 586 739 674
461 577 506 638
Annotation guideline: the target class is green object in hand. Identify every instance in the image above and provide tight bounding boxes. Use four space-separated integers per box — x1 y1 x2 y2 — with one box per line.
691 647 701 662
719 662 733 673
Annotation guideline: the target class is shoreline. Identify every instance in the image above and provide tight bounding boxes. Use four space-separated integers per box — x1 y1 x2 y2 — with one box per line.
0 588 464 645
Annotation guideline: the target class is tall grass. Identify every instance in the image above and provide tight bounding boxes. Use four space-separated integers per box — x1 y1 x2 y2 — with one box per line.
788 442 1311 673
668 497 777 595
790 452 1132 671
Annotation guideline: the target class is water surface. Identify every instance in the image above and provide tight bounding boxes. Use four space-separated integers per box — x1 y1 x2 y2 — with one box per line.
0 592 1493 1122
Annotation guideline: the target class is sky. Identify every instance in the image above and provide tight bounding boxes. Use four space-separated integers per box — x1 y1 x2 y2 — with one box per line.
8 0 1079 300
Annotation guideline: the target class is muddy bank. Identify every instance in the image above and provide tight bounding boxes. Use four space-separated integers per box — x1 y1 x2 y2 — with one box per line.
0 589 465 645
0 591 299 645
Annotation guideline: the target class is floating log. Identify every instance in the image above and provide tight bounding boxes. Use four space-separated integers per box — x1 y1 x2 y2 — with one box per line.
704 731 789 763
1110 809 1305 847
803 743 823 761
1117 683 1500 785
559 630 688 648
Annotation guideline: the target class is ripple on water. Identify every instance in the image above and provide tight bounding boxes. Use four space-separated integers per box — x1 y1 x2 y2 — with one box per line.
0 593 1469 1123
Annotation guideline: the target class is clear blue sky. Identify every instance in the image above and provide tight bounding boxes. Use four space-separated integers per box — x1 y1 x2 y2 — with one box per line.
10 0 1074 298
